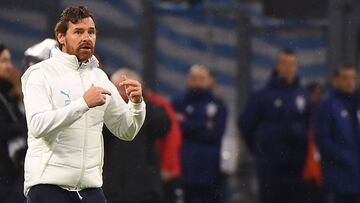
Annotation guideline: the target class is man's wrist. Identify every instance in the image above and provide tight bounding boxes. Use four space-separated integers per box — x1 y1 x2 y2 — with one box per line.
130 96 143 104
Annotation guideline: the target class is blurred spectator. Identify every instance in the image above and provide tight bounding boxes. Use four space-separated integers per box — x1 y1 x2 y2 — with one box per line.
172 64 227 203
315 65 360 203
102 68 171 203
239 49 311 203
146 90 183 203
0 44 27 202
303 82 325 203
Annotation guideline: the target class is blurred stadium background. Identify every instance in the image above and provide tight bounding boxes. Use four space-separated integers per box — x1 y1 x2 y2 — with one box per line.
0 0 359 202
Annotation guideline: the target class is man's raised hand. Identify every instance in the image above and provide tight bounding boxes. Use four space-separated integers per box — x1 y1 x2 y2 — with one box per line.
119 75 143 103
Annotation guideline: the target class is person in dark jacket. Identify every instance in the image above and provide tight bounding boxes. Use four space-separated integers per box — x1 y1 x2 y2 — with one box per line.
239 49 311 203
172 64 227 203
0 44 27 202
102 69 171 203
314 65 360 203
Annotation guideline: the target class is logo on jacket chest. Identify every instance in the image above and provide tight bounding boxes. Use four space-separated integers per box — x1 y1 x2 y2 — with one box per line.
186 105 194 114
206 102 218 118
273 96 306 112
274 98 283 108
341 109 349 118
295 96 306 113
60 90 71 106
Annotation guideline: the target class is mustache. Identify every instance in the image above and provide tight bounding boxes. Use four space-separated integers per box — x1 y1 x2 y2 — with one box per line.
79 42 94 49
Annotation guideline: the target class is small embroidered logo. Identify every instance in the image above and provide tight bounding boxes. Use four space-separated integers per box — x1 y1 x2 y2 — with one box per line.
60 90 71 106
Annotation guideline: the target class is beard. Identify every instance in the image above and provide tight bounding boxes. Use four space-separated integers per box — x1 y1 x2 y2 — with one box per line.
64 39 95 62
76 41 95 62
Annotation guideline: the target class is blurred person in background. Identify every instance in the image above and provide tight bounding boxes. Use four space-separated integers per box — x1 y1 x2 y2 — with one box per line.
103 68 171 203
22 6 145 202
146 87 183 203
172 64 227 203
302 82 325 203
0 44 27 203
239 49 310 203
315 65 360 203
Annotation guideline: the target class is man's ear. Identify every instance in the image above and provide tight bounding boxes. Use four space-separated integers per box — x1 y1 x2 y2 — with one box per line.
57 32 65 48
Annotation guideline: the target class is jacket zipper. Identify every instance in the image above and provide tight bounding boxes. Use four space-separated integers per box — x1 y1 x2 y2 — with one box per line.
76 65 88 190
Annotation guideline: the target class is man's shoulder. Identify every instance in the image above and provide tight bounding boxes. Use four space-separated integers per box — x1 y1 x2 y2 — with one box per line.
28 58 52 69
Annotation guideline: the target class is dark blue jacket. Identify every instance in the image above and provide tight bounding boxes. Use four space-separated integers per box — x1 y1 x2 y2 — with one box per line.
172 88 227 185
315 88 360 193
239 72 310 176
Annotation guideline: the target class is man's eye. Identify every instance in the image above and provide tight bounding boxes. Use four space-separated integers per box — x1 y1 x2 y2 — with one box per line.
75 31 81 34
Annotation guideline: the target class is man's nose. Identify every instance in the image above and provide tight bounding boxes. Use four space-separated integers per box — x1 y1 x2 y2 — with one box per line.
82 32 92 41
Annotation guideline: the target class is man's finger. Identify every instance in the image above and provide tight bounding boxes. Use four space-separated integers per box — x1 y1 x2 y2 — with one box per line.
125 86 141 94
119 80 140 87
98 87 112 96
129 91 141 98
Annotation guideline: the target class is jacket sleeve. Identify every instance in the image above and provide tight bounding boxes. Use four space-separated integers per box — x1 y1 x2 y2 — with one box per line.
238 92 261 153
23 69 89 139
103 82 146 141
314 100 341 161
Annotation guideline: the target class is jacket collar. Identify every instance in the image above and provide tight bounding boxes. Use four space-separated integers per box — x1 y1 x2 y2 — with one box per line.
267 70 300 89
332 87 356 100
50 48 99 70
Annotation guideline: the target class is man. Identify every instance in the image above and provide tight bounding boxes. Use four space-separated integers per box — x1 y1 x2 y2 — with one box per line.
239 49 310 203
21 6 145 203
172 64 227 203
102 69 170 203
315 66 360 203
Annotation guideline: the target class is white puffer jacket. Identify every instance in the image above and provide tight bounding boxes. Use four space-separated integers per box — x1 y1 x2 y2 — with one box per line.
21 49 146 195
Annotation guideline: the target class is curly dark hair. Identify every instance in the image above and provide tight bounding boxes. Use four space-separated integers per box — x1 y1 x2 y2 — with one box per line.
54 6 95 49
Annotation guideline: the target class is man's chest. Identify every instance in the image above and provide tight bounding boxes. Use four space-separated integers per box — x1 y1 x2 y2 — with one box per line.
47 69 109 109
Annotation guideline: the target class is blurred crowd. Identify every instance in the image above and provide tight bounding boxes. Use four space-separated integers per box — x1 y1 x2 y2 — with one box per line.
0 36 359 203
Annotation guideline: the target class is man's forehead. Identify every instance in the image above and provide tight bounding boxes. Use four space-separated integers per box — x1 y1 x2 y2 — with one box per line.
68 17 96 28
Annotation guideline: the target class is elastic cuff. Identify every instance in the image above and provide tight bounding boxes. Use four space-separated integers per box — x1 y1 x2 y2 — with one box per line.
128 99 146 111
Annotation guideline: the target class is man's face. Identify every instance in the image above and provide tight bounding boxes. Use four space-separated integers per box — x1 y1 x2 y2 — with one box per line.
187 68 211 89
57 17 96 62
276 53 298 84
0 49 13 79
335 68 357 94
